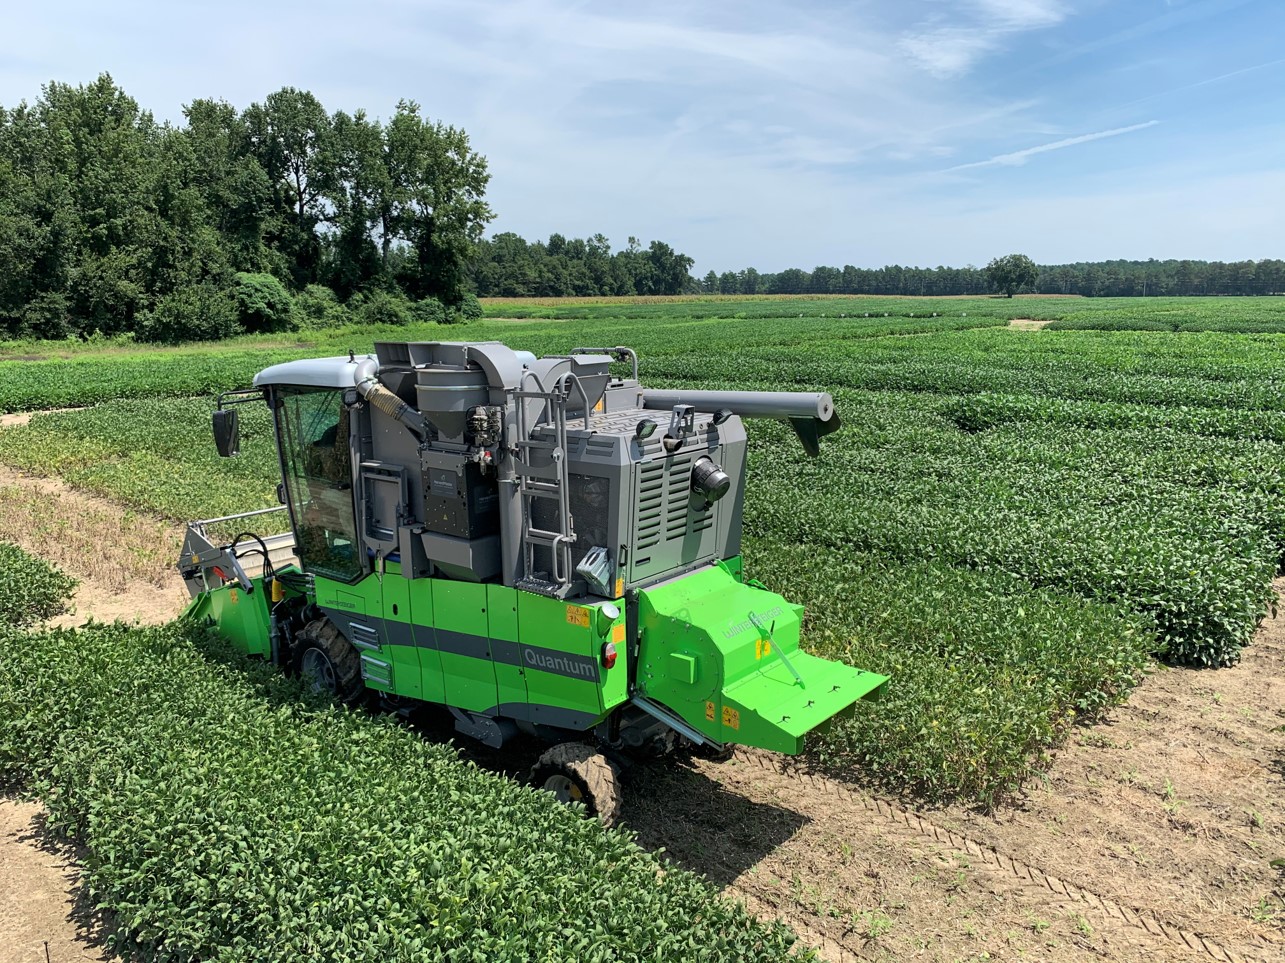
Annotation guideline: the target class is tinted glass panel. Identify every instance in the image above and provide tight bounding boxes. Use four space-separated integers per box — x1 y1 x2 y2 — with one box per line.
277 388 361 581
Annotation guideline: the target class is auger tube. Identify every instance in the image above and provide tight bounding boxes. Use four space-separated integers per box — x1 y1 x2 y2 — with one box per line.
640 389 834 421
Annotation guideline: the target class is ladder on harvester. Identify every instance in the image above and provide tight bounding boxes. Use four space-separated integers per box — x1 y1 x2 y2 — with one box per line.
513 373 578 596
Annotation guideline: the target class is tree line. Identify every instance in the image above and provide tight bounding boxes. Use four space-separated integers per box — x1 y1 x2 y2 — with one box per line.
687 257 1285 298
467 233 1283 300
0 74 493 342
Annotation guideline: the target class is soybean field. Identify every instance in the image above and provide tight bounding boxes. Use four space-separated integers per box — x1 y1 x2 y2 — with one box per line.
1 293 1283 962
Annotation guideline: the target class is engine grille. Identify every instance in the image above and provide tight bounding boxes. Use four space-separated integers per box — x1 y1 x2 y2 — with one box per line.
634 453 714 556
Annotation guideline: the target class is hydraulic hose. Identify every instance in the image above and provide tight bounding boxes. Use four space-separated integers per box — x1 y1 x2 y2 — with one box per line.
354 358 426 437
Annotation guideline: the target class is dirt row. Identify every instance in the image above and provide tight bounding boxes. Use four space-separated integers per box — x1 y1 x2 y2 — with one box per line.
0 461 1282 962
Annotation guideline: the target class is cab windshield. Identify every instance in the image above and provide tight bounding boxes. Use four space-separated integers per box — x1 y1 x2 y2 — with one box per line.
276 387 362 581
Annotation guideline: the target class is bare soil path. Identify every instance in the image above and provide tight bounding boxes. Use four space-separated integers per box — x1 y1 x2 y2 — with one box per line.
622 594 1285 962
0 800 108 963
0 462 186 625
1008 317 1055 330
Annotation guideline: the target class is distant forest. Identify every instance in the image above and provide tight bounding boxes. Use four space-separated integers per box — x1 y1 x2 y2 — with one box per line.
469 236 1285 299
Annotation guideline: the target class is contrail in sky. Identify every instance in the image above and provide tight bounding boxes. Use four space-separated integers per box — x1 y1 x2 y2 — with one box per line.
945 120 1160 172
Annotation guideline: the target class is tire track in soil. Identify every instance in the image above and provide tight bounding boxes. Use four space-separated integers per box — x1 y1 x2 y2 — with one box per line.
737 750 1268 962
620 604 1285 963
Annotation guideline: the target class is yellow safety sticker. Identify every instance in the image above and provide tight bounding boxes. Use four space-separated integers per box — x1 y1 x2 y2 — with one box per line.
705 701 715 721
614 577 624 598
565 605 591 628
229 589 239 605
611 622 626 644
755 639 772 660
722 706 740 730
593 398 605 413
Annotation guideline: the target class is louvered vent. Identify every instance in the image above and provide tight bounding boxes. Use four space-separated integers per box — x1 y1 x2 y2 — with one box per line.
635 453 714 552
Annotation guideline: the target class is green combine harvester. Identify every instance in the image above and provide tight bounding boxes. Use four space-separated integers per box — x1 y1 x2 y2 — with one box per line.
182 341 886 823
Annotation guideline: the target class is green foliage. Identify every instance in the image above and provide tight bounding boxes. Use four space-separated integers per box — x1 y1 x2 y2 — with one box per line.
354 290 413 326
137 285 240 344
985 254 1039 298
293 285 351 329
233 272 295 333
458 292 483 320
747 542 1149 804
0 397 279 520
0 542 76 627
409 296 449 325
744 400 1280 667
0 621 804 962
0 75 493 343
3 298 1285 794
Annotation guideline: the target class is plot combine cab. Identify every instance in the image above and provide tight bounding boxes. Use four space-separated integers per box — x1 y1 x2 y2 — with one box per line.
182 341 886 823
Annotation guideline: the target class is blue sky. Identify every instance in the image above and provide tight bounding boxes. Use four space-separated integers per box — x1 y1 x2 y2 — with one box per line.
2 0 1281 272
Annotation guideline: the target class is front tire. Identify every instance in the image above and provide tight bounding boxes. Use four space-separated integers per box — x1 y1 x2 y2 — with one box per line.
530 743 623 827
293 618 363 704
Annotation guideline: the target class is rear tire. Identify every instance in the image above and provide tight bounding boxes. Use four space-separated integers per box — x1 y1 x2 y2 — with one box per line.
530 743 623 827
293 618 364 704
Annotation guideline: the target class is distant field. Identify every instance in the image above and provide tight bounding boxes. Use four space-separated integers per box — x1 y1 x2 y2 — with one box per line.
4 295 1282 804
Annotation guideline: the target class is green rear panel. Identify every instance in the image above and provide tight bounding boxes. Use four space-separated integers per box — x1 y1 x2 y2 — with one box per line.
638 563 887 754
380 571 419 700
183 578 272 658
488 585 528 716
516 593 628 726
407 577 446 704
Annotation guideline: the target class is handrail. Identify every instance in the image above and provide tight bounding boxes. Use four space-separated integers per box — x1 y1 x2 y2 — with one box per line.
189 505 288 528
571 346 638 382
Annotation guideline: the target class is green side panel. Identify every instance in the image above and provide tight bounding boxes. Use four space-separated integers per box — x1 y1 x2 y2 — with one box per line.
407 578 446 705
598 604 628 715
723 555 744 583
313 574 375 617
487 585 528 716
433 580 497 713
315 572 392 693
184 579 271 658
638 565 888 754
380 571 418 700
516 593 626 721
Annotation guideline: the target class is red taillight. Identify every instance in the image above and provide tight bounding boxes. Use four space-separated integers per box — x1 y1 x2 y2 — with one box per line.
601 640 618 669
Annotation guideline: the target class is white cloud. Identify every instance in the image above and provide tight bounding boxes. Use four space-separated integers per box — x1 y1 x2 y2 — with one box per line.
898 0 1068 77
945 120 1160 171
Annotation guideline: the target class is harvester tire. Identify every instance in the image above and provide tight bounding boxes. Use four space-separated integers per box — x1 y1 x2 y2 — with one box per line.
294 618 364 705
530 743 623 827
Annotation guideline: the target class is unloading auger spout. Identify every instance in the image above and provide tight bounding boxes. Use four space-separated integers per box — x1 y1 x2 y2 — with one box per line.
640 388 842 456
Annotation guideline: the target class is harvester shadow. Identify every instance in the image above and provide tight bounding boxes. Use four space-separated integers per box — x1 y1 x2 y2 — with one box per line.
620 759 811 888
408 709 809 888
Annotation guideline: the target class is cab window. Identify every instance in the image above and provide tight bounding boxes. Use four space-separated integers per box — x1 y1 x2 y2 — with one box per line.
276 387 362 581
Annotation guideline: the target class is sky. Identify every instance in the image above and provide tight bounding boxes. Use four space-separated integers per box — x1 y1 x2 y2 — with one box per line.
1 0 1282 273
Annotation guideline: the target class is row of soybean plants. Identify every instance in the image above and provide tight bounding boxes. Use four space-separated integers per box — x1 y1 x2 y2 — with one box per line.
648 331 1285 412
0 310 1009 413
0 542 804 962
743 395 1280 667
744 540 1150 805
